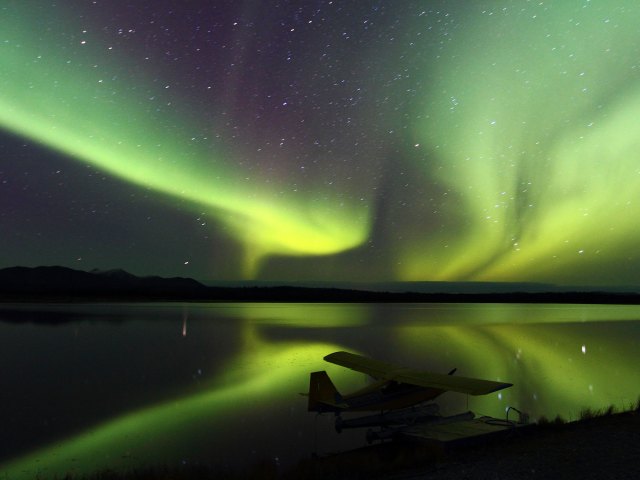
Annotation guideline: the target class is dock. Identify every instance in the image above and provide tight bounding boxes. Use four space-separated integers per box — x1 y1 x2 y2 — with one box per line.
364 411 531 445
401 414 529 443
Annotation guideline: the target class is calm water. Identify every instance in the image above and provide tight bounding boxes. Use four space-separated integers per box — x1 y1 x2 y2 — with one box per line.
1 302 640 478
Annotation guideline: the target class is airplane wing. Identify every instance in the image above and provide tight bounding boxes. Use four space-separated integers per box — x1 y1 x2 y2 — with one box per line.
392 370 512 395
324 351 402 379
324 351 512 396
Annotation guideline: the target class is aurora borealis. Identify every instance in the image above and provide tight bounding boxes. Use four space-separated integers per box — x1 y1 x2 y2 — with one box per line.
3 0 640 284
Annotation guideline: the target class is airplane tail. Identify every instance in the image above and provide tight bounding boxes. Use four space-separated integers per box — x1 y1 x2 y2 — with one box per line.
307 370 344 412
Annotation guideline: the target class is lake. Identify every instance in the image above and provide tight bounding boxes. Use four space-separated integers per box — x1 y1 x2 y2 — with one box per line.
1 302 640 478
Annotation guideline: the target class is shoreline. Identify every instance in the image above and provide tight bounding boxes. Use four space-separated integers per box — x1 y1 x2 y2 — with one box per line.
4 290 640 305
3 266 640 305
289 407 640 479
39 406 640 479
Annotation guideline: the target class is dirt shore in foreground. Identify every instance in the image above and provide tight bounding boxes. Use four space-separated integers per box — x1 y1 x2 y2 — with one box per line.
37 410 640 479
290 410 640 479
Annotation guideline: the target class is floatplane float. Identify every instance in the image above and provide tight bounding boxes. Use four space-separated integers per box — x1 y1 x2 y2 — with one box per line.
305 351 528 444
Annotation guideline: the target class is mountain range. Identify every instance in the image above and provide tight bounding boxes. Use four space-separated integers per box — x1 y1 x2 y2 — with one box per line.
1 265 640 304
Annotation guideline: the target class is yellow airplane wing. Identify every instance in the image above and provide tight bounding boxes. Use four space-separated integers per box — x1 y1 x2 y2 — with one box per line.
392 370 512 395
324 351 401 379
324 351 512 396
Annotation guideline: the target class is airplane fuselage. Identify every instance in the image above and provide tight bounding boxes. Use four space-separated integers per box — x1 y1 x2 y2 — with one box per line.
341 379 444 411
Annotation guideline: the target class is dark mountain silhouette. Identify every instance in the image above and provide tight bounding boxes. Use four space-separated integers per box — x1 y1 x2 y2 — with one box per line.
0 265 207 299
1 265 640 304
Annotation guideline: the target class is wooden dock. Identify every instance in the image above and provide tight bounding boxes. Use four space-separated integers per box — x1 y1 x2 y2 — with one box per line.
399 414 531 444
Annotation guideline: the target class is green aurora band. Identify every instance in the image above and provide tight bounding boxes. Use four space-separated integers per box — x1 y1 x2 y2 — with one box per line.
0 7 370 278
3 1 640 283
406 1 640 283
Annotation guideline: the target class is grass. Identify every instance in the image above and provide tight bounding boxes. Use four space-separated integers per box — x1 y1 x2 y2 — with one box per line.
537 396 640 429
536 414 567 426
578 404 617 421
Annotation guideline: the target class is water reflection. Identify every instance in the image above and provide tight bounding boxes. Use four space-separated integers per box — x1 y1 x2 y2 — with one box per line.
393 320 640 421
1 303 639 479
0 303 366 479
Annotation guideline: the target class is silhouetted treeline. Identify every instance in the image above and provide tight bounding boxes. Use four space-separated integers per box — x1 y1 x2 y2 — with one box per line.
1 265 640 305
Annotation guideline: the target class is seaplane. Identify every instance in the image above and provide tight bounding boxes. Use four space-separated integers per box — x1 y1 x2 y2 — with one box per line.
306 351 516 440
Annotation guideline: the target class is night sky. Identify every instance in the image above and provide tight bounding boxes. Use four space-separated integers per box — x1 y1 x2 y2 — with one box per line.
2 1 640 285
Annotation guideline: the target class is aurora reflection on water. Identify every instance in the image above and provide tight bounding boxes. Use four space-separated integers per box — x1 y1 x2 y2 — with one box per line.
1 303 639 478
